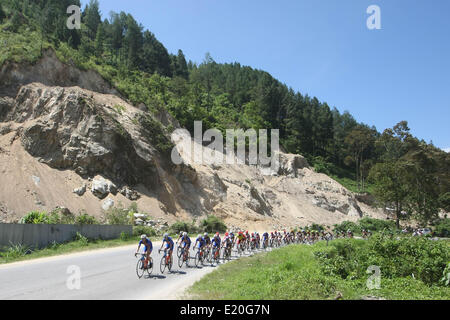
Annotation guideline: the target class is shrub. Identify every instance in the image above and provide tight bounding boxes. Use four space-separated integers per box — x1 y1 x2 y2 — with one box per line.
20 211 50 224
132 226 157 237
332 221 360 234
201 215 227 233
169 221 202 235
2 243 31 259
312 156 332 175
433 218 450 238
74 232 89 246
105 206 132 225
75 213 98 225
315 235 450 286
120 231 131 241
358 217 396 233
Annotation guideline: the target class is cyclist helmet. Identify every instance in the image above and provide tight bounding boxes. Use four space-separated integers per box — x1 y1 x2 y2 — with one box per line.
164 233 169 238
141 234 147 239
197 234 202 239
183 232 187 237
216 232 220 237
225 232 229 236
204 232 208 237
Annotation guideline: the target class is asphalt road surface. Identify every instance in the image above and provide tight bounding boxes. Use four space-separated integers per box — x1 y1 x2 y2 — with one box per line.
0 242 238 300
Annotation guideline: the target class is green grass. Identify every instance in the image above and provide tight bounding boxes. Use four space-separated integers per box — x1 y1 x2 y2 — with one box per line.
0 230 201 265
188 241 450 300
0 26 48 66
0 235 159 265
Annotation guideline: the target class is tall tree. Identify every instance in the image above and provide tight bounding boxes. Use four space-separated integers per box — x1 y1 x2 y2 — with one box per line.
0 4 5 23
369 161 410 229
83 0 101 40
345 125 376 191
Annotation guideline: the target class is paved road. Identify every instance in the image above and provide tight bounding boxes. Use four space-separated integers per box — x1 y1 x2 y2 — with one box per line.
0 242 239 300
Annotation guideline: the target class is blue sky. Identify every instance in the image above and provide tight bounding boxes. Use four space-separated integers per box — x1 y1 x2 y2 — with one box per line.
81 0 450 151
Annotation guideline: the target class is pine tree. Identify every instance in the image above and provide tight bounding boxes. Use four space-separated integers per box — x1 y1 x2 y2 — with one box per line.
84 0 101 40
175 49 189 79
0 4 6 23
94 23 105 55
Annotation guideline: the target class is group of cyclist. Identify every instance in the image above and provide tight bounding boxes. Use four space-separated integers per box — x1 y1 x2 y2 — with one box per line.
134 227 372 270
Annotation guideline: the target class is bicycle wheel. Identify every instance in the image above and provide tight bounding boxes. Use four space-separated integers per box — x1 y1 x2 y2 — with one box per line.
160 256 166 274
177 245 182 258
194 251 200 267
178 251 184 268
146 257 153 276
136 258 145 279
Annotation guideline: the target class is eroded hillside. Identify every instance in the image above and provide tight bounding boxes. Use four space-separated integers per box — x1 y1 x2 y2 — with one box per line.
0 52 387 229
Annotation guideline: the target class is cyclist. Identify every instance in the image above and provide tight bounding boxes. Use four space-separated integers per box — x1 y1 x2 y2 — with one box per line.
262 231 269 248
194 234 206 259
255 232 260 249
176 231 184 243
211 233 221 260
236 231 245 251
178 232 191 260
222 232 233 257
229 231 235 247
135 234 153 269
159 233 174 262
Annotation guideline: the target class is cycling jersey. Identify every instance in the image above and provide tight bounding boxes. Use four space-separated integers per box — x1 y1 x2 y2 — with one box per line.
139 238 153 252
212 237 221 247
181 235 191 247
163 236 174 250
204 236 211 245
196 237 205 249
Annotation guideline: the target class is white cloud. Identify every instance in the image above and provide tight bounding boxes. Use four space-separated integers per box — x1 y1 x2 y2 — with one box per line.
443 148 450 153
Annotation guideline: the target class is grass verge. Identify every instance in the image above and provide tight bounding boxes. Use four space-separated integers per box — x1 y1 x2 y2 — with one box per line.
188 241 450 300
0 235 159 265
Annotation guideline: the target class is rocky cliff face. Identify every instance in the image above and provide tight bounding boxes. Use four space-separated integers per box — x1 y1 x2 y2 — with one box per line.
0 52 386 229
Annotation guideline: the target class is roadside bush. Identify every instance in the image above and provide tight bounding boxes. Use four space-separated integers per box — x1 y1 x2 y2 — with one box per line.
306 224 325 232
201 215 227 233
74 232 89 246
358 217 396 233
133 226 157 238
120 231 131 241
433 218 450 237
75 213 98 225
315 235 450 286
1 243 32 259
170 221 202 235
20 211 50 224
332 221 360 234
105 206 131 225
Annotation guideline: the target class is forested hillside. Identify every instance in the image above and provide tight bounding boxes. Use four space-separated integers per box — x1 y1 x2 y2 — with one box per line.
0 0 449 227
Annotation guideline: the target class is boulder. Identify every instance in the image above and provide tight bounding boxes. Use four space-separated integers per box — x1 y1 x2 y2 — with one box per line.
91 177 117 199
101 198 115 211
119 186 140 201
73 185 86 196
